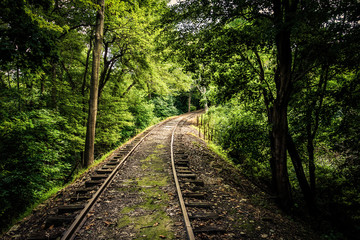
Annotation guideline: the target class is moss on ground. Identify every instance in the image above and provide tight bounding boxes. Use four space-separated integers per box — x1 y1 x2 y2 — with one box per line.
117 144 174 239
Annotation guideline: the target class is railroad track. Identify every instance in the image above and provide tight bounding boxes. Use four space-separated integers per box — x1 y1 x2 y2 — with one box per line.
23 111 225 240
26 116 177 240
171 115 227 239
5 110 315 240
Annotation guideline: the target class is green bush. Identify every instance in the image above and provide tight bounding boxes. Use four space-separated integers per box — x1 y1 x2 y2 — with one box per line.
0 109 82 229
96 97 134 152
204 101 271 182
151 95 182 118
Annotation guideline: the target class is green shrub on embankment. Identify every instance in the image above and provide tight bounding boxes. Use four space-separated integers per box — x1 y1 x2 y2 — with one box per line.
200 99 360 239
200 100 271 183
0 109 79 230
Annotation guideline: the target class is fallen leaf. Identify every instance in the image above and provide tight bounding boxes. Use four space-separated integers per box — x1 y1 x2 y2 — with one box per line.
153 222 159 227
85 224 94 230
159 235 166 239
48 225 54 230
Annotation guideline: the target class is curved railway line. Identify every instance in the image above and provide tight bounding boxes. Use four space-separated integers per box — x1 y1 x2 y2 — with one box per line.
26 112 217 240
3 111 320 240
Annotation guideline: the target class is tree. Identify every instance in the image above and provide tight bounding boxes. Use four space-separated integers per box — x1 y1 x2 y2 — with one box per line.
163 0 360 210
83 0 105 167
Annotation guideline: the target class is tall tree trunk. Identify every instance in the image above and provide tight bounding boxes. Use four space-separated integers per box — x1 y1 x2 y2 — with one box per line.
83 0 105 168
271 100 293 210
80 35 93 167
254 48 278 194
17 66 21 111
98 60 115 100
270 0 299 210
287 133 315 211
306 66 328 194
82 35 93 98
51 63 58 109
188 89 192 112
307 137 316 192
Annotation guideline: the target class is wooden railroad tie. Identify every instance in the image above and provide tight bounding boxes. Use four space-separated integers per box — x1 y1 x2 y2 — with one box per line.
57 205 85 214
189 212 218 220
70 195 91 202
193 226 227 233
102 165 116 169
90 174 108 180
75 188 94 194
96 169 113 174
183 192 206 199
177 166 191 170
180 179 205 186
177 169 193 174
185 201 212 208
177 173 197 179
85 180 104 188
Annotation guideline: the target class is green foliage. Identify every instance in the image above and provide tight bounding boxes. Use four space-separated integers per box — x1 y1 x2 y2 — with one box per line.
0 109 82 228
128 95 158 130
151 95 182 118
0 0 64 68
203 99 271 182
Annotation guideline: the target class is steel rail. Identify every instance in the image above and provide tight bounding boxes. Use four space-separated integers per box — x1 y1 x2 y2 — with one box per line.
61 119 173 240
170 114 196 240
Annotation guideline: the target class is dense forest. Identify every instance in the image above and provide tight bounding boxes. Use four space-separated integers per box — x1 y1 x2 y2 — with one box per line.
1 0 359 239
